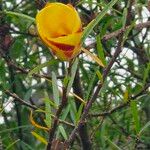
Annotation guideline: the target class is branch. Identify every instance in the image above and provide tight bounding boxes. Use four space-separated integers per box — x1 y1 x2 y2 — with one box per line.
102 21 150 41
85 21 150 50
3 90 74 127
89 83 150 117
4 90 38 109
0 49 64 80
73 70 91 150
64 34 124 147
46 86 68 150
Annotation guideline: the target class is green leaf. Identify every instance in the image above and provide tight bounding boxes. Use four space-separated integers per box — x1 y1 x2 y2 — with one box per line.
59 125 68 140
61 104 70 120
67 58 79 94
4 10 35 23
24 89 32 101
20 141 34 150
85 72 96 100
63 76 70 87
6 139 20 150
143 63 150 85
43 98 58 109
123 21 135 43
0 60 7 88
0 125 31 134
52 71 59 106
138 121 150 136
100 121 106 148
81 0 119 43
122 8 127 27
96 35 107 66
130 101 140 134
123 89 129 102
44 94 52 128
69 100 77 124
79 61 89 82
10 38 26 58
31 131 47 145
28 59 58 77
75 103 84 124
96 70 103 83
104 136 122 150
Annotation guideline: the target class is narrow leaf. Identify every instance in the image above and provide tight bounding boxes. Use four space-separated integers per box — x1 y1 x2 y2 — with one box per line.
81 0 119 42
52 71 59 106
31 131 47 145
85 72 96 100
104 136 122 150
143 63 150 85
61 104 70 120
96 70 103 83
67 58 79 94
75 103 84 124
0 125 31 134
69 100 77 124
29 111 49 131
59 125 68 140
4 10 35 23
130 101 140 134
96 35 107 66
44 95 52 128
6 139 20 150
28 59 58 77
123 89 129 102
138 121 150 136
122 8 127 27
82 47 105 67
20 141 34 150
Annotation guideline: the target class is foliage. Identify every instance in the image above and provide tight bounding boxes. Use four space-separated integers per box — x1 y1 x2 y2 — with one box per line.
0 0 150 149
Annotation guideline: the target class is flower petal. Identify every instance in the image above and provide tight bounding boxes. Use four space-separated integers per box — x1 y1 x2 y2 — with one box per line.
36 3 81 38
47 32 82 46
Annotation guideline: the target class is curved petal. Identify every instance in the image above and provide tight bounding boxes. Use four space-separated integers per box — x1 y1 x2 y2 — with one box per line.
36 3 81 38
47 32 82 46
67 4 82 33
39 35 81 60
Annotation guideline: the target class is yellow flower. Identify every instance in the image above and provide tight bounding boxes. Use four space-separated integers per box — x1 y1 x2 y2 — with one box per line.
36 2 82 61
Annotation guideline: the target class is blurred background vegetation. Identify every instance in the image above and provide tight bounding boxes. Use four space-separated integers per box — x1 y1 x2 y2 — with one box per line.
0 0 150 149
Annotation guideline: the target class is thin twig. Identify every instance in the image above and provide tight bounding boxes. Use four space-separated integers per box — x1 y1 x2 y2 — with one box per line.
4 90 74 127
102 21 150 41
46 86 68 150
85 21 150 50
4 90 38 109
89 83 150 117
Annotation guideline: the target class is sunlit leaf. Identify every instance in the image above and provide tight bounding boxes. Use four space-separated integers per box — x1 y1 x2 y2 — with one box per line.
31 131 47 145
29 111 49 131
81 47 105 67
130 101 140 134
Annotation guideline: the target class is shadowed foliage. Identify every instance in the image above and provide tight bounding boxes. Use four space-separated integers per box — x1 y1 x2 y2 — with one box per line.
0 0 150 150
